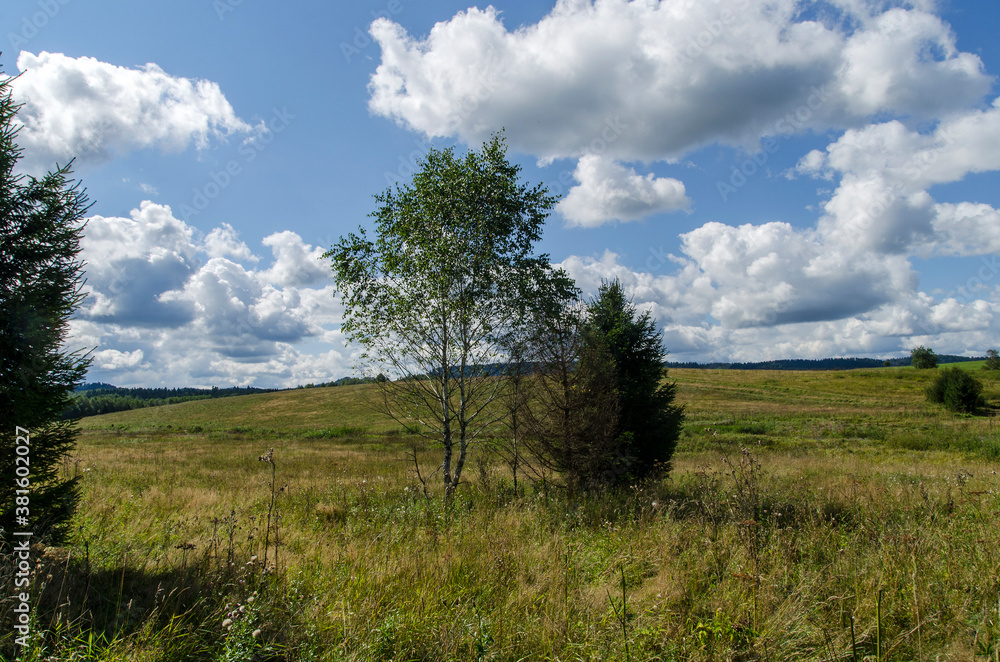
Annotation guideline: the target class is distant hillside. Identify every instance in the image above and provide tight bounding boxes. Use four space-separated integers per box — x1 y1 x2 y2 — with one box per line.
75 382 387 432
666 355 983 370
66 383 280 418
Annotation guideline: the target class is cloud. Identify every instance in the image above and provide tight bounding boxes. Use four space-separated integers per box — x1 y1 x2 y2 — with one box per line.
73 203 348 387
795 99 1000 257
799 100 1000 193
8 51 262 172
561 215 917 331
368 1 989 163
203 223 258 263
368 0 991 234
932 203 1000 256
557 248 998 362
558 155 689 227
261 231 331 287
74 199 998 384
93 349 145 370
81 201 200 327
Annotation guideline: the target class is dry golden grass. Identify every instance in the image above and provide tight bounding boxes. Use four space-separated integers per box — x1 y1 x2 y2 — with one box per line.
4 367 1000 660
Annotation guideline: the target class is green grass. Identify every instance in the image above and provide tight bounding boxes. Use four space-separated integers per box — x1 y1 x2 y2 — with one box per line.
950 359 988 370
880 358 990 371
77 382 394 434
4 368 1000 661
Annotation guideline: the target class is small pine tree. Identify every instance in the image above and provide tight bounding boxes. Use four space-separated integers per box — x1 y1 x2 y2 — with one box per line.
0 71 92 543
910 345 938 369
584 279 684 480
927 368 984 414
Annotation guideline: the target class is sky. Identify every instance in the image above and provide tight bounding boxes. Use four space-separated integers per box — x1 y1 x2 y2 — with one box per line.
2 0 1000 388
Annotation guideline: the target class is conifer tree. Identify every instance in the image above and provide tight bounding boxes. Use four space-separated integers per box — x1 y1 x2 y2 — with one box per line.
0 70 92 543
585 279 683 480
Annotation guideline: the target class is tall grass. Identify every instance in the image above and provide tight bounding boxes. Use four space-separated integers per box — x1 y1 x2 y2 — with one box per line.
2 368 999 660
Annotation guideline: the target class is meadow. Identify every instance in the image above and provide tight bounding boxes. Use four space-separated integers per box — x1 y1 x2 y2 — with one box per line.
3 366 1000 661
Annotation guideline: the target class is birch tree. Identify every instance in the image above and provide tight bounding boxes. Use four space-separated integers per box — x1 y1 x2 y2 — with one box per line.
326 134 576 497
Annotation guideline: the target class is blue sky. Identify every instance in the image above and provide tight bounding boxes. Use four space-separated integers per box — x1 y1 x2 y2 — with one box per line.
3 0 1000 387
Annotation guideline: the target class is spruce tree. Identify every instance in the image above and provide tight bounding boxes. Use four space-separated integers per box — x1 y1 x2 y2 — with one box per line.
0 70 92 543
585 279 683 480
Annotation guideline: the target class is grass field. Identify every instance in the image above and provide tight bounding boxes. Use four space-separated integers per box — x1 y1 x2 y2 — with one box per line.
4 367 1000 661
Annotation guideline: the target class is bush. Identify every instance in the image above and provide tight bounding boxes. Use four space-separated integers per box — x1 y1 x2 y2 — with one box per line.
983 349 1000 371
927 367 984 414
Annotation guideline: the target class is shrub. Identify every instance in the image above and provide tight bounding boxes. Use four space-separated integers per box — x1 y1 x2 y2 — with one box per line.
983 349 1000 371
927 367 984 414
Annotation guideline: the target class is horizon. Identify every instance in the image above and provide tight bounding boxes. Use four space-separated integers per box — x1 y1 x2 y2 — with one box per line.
77 353 986 392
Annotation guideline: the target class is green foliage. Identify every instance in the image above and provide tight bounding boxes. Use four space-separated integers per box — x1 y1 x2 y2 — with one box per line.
0 71 91 543
927 367 985 413
326 133 576 496
520 309 625 493
584 279 684 480
983 348 1000 371
910 345 938 369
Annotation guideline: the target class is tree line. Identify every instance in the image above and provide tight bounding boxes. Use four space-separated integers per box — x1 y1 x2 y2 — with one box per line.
63 385 278 419
668 355 985 370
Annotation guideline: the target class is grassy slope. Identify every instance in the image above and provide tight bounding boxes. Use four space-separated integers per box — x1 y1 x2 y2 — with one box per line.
8 368 1000 661
80 367 1000 449
78 382 393 433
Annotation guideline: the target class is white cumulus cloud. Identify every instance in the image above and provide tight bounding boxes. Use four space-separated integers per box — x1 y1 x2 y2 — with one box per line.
557 248 997 362
368 1 989 163
796 99 1000 257
8 51 263 173
93 349 145 371
558 155 689 227
72 204 348 387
